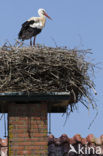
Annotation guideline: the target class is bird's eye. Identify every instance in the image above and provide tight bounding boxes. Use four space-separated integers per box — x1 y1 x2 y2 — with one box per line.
42 10 45 14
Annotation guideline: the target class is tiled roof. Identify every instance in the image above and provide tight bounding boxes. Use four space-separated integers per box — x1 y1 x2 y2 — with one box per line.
48 134 103 156
0 134 103 156
0 138 8 156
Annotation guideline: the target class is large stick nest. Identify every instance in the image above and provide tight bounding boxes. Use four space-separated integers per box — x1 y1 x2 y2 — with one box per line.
0 42 96 107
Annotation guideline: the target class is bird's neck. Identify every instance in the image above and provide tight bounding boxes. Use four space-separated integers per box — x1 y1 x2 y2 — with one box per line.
40 16 46 27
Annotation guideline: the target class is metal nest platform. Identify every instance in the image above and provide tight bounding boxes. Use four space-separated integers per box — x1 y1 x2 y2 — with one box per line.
0 92 70 113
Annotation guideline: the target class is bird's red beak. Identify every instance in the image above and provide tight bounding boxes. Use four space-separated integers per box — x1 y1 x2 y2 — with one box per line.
44 12 52 20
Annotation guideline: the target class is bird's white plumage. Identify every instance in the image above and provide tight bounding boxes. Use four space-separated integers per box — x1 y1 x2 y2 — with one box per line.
26 9 50 29
28 17 45 29
30 21 43 29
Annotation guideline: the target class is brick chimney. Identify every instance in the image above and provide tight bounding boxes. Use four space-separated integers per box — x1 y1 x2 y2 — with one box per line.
8 103 48 156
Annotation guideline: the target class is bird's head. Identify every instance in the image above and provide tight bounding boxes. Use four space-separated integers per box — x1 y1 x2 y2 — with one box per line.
38 8 52 20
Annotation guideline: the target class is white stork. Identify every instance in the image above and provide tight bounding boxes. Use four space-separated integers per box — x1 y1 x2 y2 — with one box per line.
18 8 52 46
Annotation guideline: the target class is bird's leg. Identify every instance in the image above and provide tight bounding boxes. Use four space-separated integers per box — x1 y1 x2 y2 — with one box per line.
33 36 36 46
30 38 32 46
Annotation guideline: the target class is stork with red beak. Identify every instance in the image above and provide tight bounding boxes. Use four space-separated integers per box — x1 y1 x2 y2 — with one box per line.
18 8 52 46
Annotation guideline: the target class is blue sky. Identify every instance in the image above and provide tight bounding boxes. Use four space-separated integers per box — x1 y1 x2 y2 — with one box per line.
0 0 103 138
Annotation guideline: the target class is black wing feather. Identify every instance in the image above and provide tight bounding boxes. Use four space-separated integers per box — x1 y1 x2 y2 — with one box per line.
18 20 35 40
18 20 42 40
22 20 35 28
